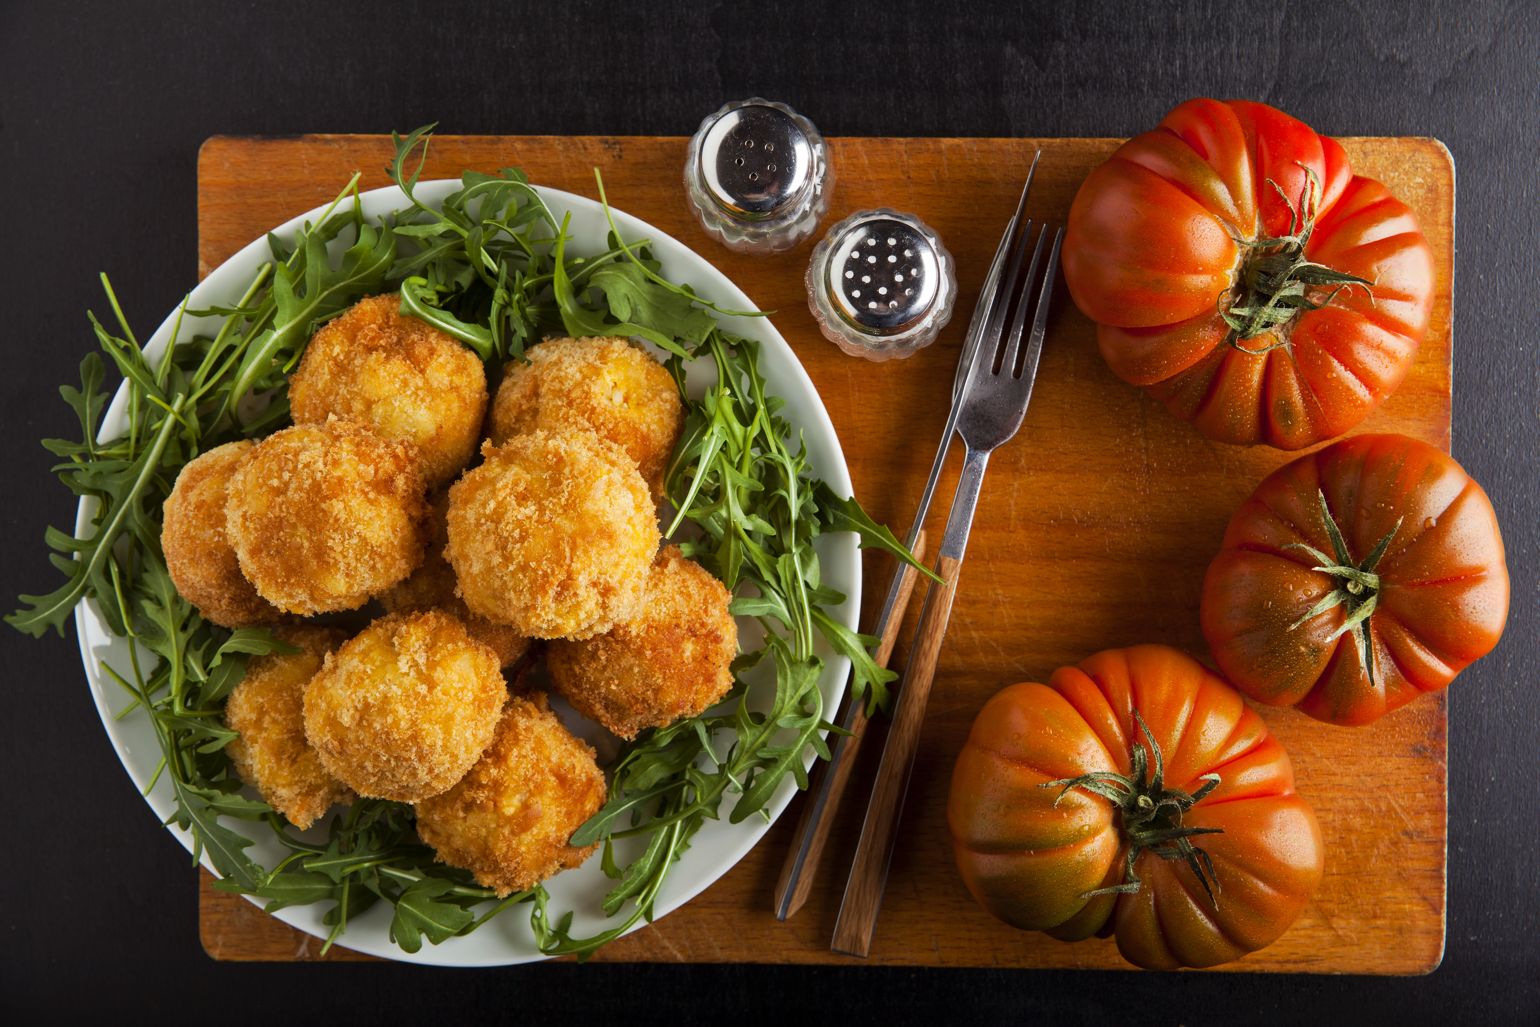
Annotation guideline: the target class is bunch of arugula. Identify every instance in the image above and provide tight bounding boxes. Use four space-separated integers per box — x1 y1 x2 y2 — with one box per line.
9 125 924 958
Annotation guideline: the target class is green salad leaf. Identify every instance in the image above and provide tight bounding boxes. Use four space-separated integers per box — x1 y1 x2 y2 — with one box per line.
9 125 927 960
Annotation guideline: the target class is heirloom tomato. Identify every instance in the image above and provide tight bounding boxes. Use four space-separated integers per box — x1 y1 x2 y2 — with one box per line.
1062 98 1434 449
948 645 1323 970
1201 433 1508 726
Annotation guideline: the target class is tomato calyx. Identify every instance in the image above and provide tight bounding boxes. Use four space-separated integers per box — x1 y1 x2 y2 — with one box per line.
1285 489 1403 687
1221 166 1374 354
1042 711 1224 905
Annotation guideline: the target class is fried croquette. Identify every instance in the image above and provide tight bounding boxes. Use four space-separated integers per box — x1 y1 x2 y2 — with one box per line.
379 490 532 668
290 294 488 486
225 419 427 615
548 546 736 738
225 625 352 829
488 336 683 494
445 430 659 640
414 690 606 896
303 610 507 802
161 441 281 627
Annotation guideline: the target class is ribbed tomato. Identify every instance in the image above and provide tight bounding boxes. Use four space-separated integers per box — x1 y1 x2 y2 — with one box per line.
1062 98 1434 449
948 645 1323 970
1201 433 1508 725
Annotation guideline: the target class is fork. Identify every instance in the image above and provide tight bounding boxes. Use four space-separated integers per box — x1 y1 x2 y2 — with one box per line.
773 157 1040 922
830 213 1063 958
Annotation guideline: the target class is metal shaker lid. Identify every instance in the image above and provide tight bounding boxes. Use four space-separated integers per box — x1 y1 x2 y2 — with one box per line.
823 215 943 335
697 103 815 220
806 208 956 361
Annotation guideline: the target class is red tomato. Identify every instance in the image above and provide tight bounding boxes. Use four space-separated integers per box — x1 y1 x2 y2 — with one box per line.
948 645 1324 970
1062 98 1434 449
1202 433 1508 725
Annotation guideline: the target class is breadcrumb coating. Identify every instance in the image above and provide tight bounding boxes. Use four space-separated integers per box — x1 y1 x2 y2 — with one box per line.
445 430 659 640
291 294 488 486
225 419 427 615
489 336 682 495
379 490 532 668
161 441 281 627
548 546 737 739
303 610 507 802
225 625 352 829
415 690 606 896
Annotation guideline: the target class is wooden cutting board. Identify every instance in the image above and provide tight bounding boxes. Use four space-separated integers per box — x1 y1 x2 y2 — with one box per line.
195 134 1453 973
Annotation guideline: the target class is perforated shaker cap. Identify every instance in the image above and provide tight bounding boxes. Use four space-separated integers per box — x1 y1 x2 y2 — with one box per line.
806 208 955 361
824 216 942 335
685 98 830 253
698 103 815 219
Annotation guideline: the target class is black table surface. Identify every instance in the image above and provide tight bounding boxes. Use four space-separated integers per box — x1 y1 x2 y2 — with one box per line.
2 1 1535 1022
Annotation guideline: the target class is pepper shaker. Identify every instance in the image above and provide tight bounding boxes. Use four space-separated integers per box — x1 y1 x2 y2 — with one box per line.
685 99 831 254
806 209 956 361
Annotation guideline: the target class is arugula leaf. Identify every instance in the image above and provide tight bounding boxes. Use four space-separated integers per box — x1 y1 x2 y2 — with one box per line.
398 275 495 357
214 628 300 659
816 484 938 581
8 392 184 637
811 607 898 712
389 878 477 953
226 869 341 914
59 353 108 457
167 778 263 893
589 260 718 349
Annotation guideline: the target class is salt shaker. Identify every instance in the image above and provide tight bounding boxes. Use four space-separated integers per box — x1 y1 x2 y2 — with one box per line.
684 99 831 254
806 209 956 361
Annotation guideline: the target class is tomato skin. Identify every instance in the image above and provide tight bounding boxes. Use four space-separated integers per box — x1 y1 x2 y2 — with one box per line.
1063 99 1434 449
1201 434 1509 725
947 645 1324 970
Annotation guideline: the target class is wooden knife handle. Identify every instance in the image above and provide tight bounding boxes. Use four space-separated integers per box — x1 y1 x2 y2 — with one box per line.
831 551 962 957
773 532 929 920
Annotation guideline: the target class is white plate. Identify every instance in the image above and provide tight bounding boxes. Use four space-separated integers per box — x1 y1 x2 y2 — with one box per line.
74 181 858 966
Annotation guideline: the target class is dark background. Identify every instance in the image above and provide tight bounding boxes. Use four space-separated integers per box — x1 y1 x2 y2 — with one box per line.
1 1 1534 1022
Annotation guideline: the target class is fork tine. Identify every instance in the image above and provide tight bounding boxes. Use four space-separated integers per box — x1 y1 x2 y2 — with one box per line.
965 154 1040 378
967 222 1037 393
1019 149 1041 214
1004 150 1038 242
1015 227 1063 384
954 173 1033 401
979 217 1035 371
998 225 1048 377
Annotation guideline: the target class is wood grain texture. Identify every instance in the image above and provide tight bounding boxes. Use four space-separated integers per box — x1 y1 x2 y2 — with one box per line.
775 531 928 921
195 134 1453 973
834 551 964 957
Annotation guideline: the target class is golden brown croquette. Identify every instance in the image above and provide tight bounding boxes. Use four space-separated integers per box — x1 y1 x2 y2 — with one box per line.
444 430 659 640
225 419 427 615
548 546 736 739
488 336 682 494
379 490 532 668
161 441 281 627
414 690 606 896
224 625 352 829
303 610 507 803
290 294 488 486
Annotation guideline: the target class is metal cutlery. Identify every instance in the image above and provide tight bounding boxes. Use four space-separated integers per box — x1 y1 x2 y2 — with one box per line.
773 157 1040 921
831 207 1063 957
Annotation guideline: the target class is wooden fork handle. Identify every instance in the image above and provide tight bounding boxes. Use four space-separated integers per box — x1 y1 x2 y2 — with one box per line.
773 532 929 921
831 551 962 957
